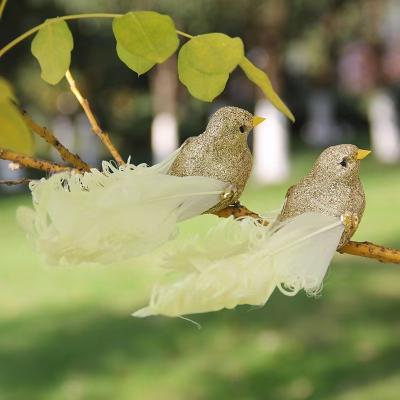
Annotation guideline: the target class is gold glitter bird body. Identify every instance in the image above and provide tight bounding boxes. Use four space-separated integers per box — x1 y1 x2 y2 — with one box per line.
279 144 370 247
168 106 265 213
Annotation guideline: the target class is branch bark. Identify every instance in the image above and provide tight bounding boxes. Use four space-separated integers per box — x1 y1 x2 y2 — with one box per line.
20 110 91 172
65 70 124 165
0 178 31 186
0 148 74 173
216 203 400 265
213 203 269 226
338 241 400 264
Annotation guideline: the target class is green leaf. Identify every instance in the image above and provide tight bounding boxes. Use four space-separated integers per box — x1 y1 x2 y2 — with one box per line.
31 19 74 85
178 55 228 102
0 76 15 102
178 33 244 102
239 57 295 122
181 33 244 74
112 11 179 66
0 101 32 154
116 43 155 75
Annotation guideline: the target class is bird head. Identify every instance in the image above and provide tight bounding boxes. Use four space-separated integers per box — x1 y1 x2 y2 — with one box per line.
205 106 265 141
312 144 371 182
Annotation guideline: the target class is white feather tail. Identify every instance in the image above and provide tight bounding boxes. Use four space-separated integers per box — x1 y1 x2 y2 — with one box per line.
134 213 344 317
266 213 344 296
17 153 229 266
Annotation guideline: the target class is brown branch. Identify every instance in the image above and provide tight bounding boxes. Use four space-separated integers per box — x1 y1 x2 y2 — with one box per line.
20 110 91 172
0 178 31 186
339 241 400 264
0 148 74 173
216 203 400 265
65 70 124 165
213 203 269 226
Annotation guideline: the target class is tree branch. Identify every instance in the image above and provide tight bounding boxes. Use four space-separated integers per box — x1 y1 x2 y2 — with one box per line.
0 178 31 186
20 110 91 172
216 203 400 265
212 203 269 226
0 148 74 173
338 241 400 264
65 70 124 165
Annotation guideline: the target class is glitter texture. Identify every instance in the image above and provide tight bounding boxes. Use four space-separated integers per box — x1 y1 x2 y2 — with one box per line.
279 144 366 247
168 106 254 213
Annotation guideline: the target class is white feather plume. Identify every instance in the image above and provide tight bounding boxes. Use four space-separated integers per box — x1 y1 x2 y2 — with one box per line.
17 149 229 266
133 213 344 318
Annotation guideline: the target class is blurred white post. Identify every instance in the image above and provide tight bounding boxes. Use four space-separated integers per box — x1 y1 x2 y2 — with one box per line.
151 112 178 163
368 90 400 163
151 57 178 164
253 99 290 183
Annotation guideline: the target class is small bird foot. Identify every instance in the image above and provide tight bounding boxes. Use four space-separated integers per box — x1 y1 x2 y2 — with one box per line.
220 184 238 202
340 211 359 233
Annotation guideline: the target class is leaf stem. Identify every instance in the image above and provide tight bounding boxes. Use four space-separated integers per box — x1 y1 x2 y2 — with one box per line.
0 13 193 58
0 0 8 19
176 30 193 39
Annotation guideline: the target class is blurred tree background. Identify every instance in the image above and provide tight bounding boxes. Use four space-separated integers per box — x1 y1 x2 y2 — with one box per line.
0 1 400 399
1 0 399 172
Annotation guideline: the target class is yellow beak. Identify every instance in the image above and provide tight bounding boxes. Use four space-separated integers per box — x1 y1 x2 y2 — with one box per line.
252 115 266 127
356 149 371 160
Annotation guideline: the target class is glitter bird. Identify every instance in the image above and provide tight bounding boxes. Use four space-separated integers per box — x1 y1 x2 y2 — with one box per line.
168 106 266 213
134 144 370 318
279 144 371 247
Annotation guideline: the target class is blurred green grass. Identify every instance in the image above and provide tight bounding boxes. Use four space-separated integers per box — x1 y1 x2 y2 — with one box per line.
0 151 399 400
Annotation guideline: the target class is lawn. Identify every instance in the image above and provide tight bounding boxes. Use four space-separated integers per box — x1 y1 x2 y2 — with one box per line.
0 151 399 400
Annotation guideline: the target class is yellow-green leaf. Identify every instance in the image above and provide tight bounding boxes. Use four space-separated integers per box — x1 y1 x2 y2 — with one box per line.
178 54 228 102
112 11 179 65
116 43 155 75
0 76 15 102
178 33 244 102
0 101 32 154
31 19 74 85
181 34 244 74
240 57 295 122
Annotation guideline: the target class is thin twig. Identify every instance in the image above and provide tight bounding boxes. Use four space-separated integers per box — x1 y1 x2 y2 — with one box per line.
216 203 400 265
0 148 74 173
339 241 400 264
65 70 124 165
0 178 31 186
20 110 91 172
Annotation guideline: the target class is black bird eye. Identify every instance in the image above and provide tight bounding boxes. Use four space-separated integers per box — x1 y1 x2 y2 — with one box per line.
239 125 245 133
340 158 347 167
